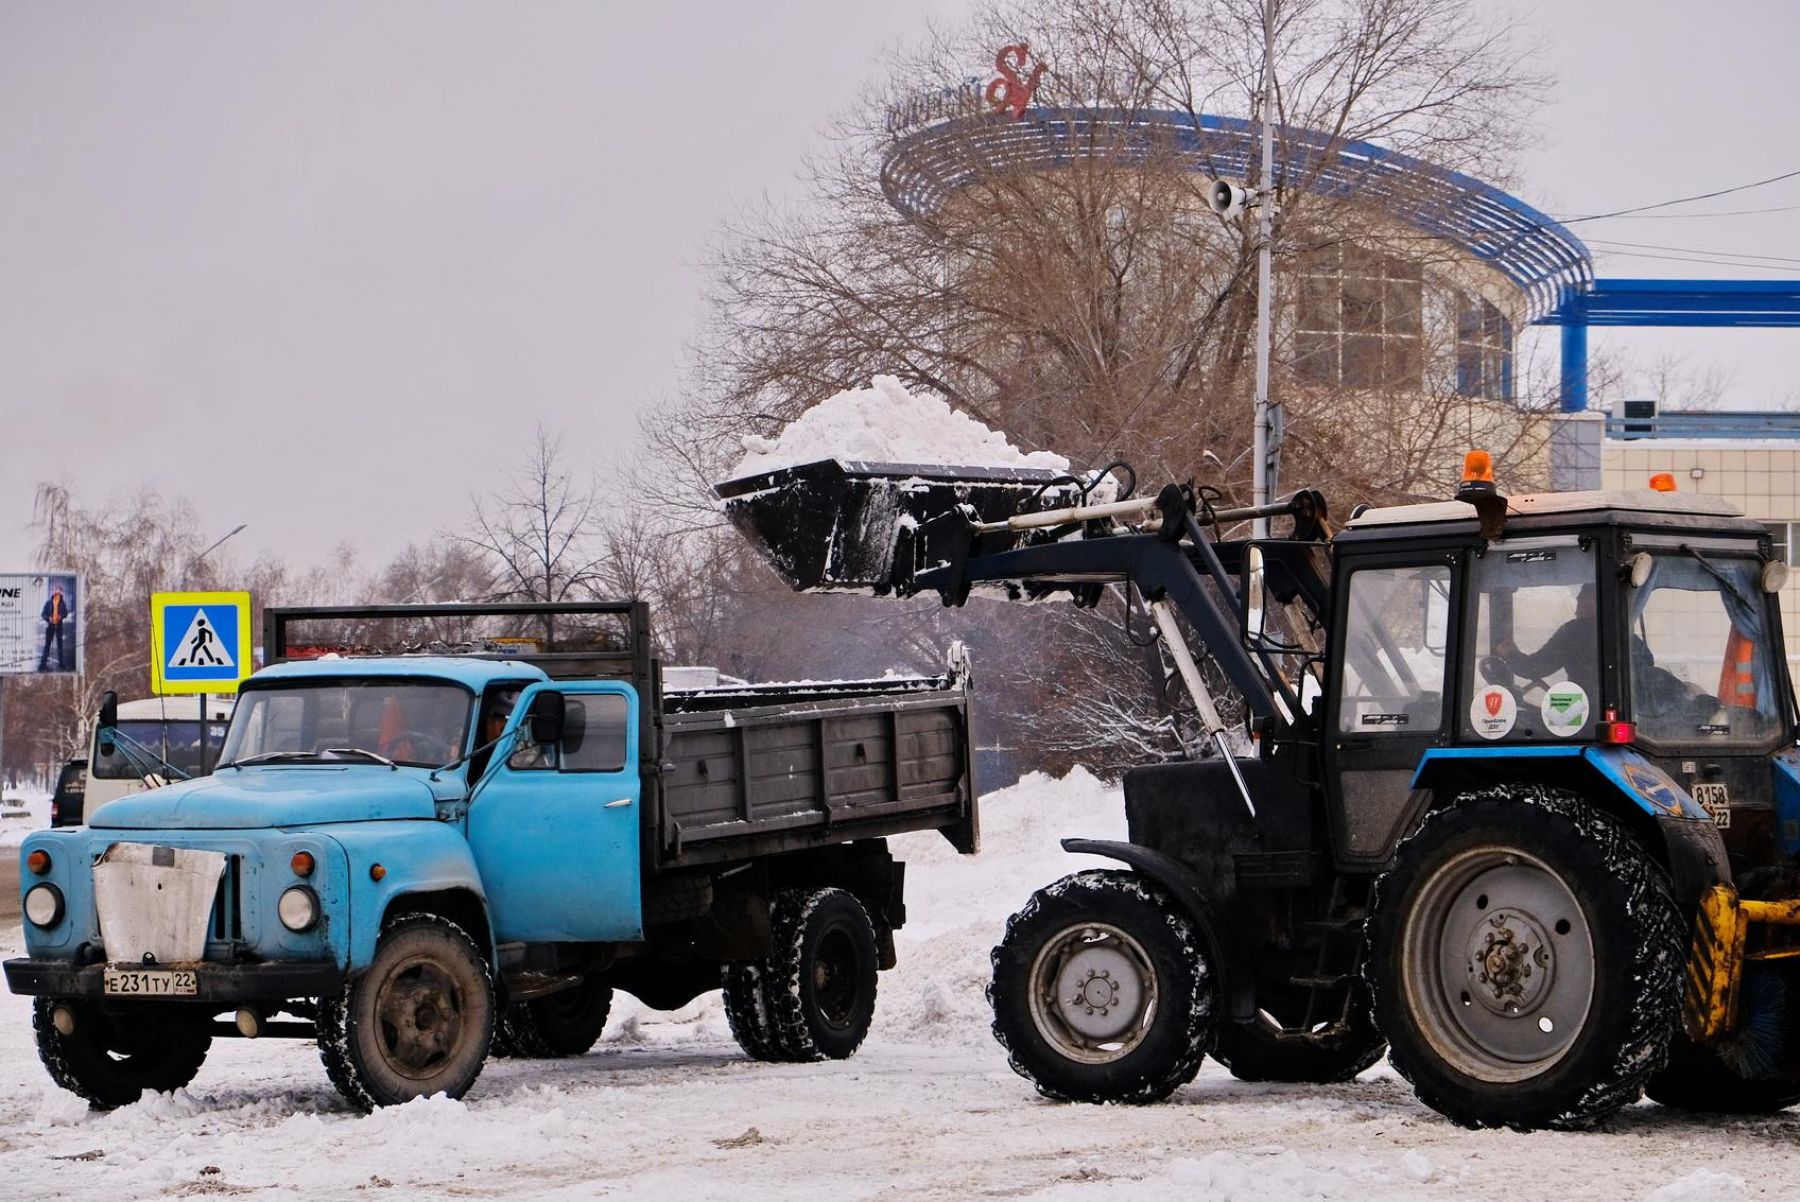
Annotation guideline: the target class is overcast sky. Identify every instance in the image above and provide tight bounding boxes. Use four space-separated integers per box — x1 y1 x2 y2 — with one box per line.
3 0 1797 576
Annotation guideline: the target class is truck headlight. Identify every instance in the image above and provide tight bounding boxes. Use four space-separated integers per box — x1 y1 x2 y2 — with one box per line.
24 884 64 928
278 886 319 932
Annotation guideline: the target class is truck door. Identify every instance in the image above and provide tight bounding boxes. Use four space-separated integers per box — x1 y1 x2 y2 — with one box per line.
466 680 644 943
1322 552 1461 866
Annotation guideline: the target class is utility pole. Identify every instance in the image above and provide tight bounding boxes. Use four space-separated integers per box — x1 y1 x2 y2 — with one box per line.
1251 0 1280 539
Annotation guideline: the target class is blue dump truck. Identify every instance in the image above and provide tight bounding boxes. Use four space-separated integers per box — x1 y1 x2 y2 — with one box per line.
7 601 976 1110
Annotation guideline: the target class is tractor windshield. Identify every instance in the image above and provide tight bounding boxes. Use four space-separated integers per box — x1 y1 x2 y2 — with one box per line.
1463 539 1599 742
1630 553 1786 746
219 678 474 768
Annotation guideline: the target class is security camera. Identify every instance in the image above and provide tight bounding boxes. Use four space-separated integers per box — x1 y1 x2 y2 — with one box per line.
1207 179 1252 218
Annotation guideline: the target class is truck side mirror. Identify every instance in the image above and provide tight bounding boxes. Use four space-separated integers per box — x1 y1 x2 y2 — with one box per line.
527 692 565 747
98 690 118 731
1244 546 1269 645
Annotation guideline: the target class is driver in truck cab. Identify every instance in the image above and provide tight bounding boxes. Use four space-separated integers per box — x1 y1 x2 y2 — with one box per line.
1493 584 1597 683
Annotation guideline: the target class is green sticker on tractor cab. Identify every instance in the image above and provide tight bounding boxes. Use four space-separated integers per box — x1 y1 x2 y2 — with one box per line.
1540 682 1589 738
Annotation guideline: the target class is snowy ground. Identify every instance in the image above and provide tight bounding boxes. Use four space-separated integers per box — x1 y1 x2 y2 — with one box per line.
2 771 1797 1201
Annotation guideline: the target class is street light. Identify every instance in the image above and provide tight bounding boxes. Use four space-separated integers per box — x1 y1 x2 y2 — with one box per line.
186 524 247 575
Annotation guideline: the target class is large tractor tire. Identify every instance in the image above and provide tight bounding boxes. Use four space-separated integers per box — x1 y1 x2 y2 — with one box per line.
318 913 495 1110
725 888 880 1063
989 870 1215 1104
1211 1003 1387 1084
498 975 613 1059
1366 785 1682 1130
33 999 212 1110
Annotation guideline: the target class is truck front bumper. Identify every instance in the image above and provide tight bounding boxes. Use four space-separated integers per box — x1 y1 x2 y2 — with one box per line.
4 957 344 1003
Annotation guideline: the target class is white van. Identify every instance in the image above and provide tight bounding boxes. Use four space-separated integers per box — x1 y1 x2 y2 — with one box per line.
85 695 234 816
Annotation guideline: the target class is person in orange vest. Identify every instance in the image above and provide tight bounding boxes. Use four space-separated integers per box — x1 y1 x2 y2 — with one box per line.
37 584 72 672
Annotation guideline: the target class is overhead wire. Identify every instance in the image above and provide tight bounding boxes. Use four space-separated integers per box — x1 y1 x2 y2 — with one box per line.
1554 166 1800 225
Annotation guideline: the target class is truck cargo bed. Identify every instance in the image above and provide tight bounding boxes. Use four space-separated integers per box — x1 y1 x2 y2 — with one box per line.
652 673 976 868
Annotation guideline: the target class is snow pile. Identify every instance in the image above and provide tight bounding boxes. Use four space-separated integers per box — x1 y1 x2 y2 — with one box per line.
732 376 1069 478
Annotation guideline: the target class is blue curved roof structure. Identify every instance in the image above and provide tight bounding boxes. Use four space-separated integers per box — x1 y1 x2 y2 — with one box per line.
880 109 1593 319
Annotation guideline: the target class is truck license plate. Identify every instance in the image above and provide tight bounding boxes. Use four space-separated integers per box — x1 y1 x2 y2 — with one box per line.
1691 782 1730 828
102 968 198 997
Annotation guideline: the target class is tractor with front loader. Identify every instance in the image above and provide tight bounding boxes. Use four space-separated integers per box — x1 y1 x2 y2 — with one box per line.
717 452 1800 1129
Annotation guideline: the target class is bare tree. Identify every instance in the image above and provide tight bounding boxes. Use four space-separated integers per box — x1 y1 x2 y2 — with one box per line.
453 427 609 605
635 0 1553 772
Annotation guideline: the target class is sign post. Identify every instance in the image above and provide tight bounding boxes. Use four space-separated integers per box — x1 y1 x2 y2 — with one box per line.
150 592 253 773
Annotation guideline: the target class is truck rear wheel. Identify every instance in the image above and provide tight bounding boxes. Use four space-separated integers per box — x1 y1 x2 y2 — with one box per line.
721 962 784 1061
33 999 211 1110
498 975 613 1058
318 913 495 1110
1211 1006 1387 1083
1366 785 1681 1129
989 870 1214 1104
761 887 880 1061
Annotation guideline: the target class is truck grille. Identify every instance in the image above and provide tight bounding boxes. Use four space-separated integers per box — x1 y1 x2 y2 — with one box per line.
208 856 243 943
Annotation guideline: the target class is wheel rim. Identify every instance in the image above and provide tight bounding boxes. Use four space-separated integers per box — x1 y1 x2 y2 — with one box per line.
373 952 468 1080
1026 922 1159 1065
1401 846 1595 1083
812 926 863 1029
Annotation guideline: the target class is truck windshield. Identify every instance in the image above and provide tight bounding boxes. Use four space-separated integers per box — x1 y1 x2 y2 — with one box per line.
1631 553 1786 746
219 680 473 768
92 719 230 779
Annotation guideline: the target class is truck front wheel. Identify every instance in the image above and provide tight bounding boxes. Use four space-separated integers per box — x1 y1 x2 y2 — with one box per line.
1366 785 1682 1129
989 870 1215 1104
33 999 211 1110
318 913 495 1110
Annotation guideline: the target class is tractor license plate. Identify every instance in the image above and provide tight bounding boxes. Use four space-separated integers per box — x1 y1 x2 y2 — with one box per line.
102 968 197 997
1692 782 1731 828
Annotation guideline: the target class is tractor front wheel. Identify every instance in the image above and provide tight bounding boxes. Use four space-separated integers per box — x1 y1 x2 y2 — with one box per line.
989 870 1214 1104
1366 785 1682 1129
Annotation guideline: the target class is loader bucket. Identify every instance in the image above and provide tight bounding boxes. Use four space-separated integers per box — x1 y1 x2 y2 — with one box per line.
715 458 1081 594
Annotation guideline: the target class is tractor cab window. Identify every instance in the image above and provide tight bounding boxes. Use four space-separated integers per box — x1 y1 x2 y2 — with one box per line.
1336 564 1452 734
1631 553 1785 746
1464 540 1598 742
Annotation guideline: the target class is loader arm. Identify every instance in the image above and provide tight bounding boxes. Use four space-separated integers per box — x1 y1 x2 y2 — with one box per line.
915 531 1280 723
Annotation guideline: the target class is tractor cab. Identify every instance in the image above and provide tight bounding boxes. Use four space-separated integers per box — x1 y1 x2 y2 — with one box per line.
1319 486 1795 874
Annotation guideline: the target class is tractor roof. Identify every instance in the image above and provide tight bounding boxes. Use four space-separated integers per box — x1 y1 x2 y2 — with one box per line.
1338 488 1762 542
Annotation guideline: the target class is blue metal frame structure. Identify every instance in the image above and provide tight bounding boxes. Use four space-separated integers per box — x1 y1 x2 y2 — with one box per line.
881 109 1593 318
882 107 1800 418
1538 280 1800 412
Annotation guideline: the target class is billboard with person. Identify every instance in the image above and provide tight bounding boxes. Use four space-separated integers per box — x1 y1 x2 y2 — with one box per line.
0 572 83 675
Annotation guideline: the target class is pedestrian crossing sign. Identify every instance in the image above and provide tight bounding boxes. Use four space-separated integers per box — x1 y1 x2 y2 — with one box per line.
151 591 253 694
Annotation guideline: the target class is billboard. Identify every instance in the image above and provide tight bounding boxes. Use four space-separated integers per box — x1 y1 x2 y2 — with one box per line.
0 572 84 676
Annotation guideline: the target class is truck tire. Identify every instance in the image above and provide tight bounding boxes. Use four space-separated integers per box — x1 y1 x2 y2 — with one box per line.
761 887 880 1061
1366 785 1682 1130
318 913 495 1111
498 976 613 1058
32 999 211 1110
1212 1005 1387 1083
989 870 1215 1104
721 962 785 1062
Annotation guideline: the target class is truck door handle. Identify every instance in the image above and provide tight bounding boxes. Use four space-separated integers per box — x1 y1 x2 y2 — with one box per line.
1337 737 1374 751
603 797 633 809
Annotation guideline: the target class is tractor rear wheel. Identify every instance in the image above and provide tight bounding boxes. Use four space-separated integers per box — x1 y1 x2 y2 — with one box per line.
989 870 1214 1104
1366 785 1681 1129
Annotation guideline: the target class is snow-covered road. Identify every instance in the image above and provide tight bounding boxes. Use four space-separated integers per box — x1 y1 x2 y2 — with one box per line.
1 772 1795 1201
